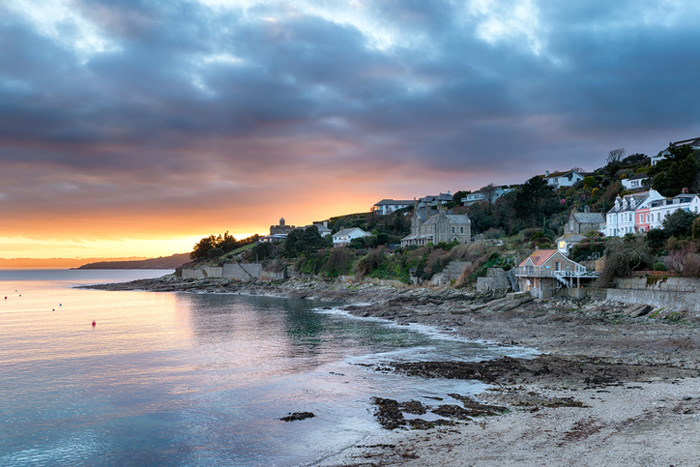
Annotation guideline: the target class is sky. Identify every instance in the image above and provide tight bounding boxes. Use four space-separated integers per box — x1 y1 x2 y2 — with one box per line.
2 0 700 261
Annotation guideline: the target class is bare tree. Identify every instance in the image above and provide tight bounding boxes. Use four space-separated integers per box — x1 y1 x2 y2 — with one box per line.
606 147 626 165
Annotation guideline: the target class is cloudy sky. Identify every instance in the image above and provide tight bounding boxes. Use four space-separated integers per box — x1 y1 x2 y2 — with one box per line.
2 0 700 259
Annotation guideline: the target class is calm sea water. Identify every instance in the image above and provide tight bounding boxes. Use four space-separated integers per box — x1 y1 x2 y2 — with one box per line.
0 270 534 467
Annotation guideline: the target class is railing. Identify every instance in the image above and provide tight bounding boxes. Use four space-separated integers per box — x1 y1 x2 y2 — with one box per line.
512 266 599 279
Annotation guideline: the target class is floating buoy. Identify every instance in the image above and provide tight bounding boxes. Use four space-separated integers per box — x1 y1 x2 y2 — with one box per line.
52 309 55 312
92 320 96 326
59 303 62 307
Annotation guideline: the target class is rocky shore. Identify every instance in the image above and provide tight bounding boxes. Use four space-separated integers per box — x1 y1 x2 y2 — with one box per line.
84 275 700 466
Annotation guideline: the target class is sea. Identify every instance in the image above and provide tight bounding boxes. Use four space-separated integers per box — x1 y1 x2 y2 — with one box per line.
0 269 536 467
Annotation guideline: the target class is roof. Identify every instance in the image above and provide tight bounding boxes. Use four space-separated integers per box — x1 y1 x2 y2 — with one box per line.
627 172 648 181
520 249 557 267
572 212 605 224
333 227 369 238
543 170 585 179
556 234 587 243
374 199 414 206
669 137 700 148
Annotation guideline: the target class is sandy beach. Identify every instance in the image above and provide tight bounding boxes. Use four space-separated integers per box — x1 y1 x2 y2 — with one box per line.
87 276 700 466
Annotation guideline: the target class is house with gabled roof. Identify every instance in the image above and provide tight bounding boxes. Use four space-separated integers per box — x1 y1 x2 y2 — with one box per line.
332 227 371 247
565 206 604 235
401 204 470 247
514 249 597 298
621 172 649 191
542 170 585 189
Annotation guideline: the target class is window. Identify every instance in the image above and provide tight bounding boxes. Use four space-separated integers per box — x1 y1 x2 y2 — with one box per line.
460 226 464 234
554 261 561 272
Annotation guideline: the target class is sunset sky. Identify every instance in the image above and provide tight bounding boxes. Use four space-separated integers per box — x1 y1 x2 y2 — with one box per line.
3 0 700 262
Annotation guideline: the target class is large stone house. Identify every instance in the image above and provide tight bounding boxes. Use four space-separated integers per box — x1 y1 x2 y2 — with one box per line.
401 205 471 247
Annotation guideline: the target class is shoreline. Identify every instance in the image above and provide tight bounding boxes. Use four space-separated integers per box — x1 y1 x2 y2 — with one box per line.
85 275 700 466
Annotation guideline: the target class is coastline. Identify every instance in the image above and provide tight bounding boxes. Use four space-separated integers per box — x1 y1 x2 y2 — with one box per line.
84 275 700 466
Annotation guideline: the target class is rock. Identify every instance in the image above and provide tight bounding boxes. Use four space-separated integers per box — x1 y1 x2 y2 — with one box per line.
280 412 315 422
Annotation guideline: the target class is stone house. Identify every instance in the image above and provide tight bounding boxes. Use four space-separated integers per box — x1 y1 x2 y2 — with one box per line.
401 205 471 247
565 207 605 235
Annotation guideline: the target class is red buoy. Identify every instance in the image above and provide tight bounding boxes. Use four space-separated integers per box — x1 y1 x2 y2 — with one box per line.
92 320 96 326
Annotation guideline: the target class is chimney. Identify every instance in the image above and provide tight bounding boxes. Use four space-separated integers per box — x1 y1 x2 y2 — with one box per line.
545 170 550 176
682 187 689 194
584 206 590 213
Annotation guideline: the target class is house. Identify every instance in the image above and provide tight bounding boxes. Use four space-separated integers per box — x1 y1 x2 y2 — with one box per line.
332 227 371 247
633 189 665 232
603 191 656 237
401 204 470 247
564 207 604 235
647 189 700 230
461 186 513 206
299 221 332 237
514 249 597 299
543 170 585 188
652 137 700 165
621 173 649 191
372 199 414 215
555 233 587 257
418 192 454 207
311 222 332 237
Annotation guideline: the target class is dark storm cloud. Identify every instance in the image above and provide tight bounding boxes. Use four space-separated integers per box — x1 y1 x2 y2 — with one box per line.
2 0 700 232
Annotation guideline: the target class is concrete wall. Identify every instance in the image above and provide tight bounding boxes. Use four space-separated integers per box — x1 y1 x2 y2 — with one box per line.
476 268 511 293
182 268 206 280
203 266 223 278
605 287 700 311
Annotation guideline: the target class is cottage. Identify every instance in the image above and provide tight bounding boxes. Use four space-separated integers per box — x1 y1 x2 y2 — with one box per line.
332 227 371 247
401 205 470 247
543 170 585 189
514 249 596 299
555 233 587 257
621 172 649 191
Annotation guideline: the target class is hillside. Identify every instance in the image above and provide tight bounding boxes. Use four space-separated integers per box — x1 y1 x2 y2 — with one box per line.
75 253 190 270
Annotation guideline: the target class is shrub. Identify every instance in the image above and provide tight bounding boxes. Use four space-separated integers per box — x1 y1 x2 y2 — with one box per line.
652 262 667 271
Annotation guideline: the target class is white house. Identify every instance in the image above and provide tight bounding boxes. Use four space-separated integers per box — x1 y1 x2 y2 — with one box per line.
604 192 651 237
461 186 513 206
332 227 371 247
652 136 700 165
648 190 700 230
543 170 585 188
621 173 649 191
372 199 413 215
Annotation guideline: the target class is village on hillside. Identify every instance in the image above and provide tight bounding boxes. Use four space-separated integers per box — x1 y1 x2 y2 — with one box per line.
183 136 700 305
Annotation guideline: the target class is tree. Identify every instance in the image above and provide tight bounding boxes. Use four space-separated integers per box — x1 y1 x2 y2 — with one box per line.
191 235 220 260
651 144 699 196
598 236 652 286
662 209 698 239
607 147 626 165
284 226 330 257
513 176 560 228
452 190 470 206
